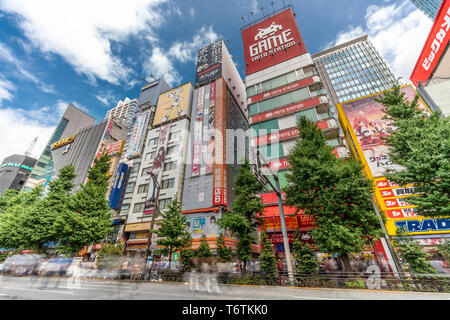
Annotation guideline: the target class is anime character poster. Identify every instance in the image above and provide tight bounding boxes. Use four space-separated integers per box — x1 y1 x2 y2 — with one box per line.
143 124 169 215
186 213 219 239
205 81 216 174
341 86 425 178
191 86 204 177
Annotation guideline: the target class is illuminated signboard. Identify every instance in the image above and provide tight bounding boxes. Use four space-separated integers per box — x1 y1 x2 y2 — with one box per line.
51 134 76 150
242 8 307 75
1 163 33 171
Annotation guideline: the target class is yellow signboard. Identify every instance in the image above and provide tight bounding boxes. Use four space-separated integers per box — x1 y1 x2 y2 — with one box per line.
51 134 76 150
385 216 450 236
153 82 193 127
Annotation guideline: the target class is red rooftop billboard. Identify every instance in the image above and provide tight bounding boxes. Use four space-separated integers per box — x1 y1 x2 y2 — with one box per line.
242 8 307 75
410 0 450 86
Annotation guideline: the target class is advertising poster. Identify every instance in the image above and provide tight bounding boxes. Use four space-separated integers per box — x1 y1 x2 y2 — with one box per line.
242 8 307 75
386 216 450 236
195 40 222 87
185 212 220 239
206 81 216 174
153 83 192 127
127 111 150 159
339 86 428 178
144 124 170 215
191 86 204 177
108 163 130 210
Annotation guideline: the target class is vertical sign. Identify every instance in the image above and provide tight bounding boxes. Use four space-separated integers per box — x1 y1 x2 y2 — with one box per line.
127 111 150 159
144 124 170 215
213 78 228 206
191 86 204 177
206 82 216 174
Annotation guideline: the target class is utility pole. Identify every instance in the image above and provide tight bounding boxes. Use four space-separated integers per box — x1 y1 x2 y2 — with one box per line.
255 150 295 286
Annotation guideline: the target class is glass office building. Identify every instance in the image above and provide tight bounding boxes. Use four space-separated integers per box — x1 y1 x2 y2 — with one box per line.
312 35 398 111
410 0 443 20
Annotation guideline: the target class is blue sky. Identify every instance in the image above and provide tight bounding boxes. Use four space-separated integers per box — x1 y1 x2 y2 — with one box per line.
0 0 432 162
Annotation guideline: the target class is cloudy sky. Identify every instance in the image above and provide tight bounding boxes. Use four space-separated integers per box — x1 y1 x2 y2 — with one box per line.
0 0 432 162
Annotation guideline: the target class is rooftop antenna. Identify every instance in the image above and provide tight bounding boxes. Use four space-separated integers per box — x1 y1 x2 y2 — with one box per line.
250 11 254 22
241 16 245 25
261 6 265 16
25 137 38 157
271 1 275 12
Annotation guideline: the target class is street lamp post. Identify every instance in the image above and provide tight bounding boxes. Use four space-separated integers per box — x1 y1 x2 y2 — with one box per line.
256 150 295 286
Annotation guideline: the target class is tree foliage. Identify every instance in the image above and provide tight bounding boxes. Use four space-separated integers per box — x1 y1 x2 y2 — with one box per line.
216 233 233 262
197 235 212 258
258 231 278 278
218 160 264 270
155 200 191 267
292 230 318 275
284 117 383 270
96 242 124 270
376 86 450 217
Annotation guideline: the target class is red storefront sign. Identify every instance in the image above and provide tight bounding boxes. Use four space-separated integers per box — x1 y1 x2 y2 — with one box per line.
254 128 299 146
242 8 307 75
249 77 315 104
375 179 398 189
386 208 418 219
379 187 418 199
410 0 450 85
263 215 298 231
384 197 415 209
268 232 294 244
250 97 321 124
267 158 291 172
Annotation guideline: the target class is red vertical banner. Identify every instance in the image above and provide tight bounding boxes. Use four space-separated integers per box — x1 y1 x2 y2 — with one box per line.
213 78 227 206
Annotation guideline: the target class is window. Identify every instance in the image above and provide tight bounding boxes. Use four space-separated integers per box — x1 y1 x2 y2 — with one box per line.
137 184 149 194
142 167 152 176
164 161 176 171
145 152 156 161
158 198 172 210
169 131 181 141
148 137 158 146
126 182 135 193
161 178 175 189
167 146 177 155
133 202 146 213
120 204 130 214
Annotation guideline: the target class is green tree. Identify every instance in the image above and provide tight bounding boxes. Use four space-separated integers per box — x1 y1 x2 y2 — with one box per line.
197 235 212 258
436 240 450 266
284 117 383 272
27 165 76 251
218 160 264 271
258 231 278 281
96 242 124 270
393 230 436 274
55 154 113 253
292 230 318 275
376 86 450 217
216 233 233 262
0 189 19 213
155 200 191 268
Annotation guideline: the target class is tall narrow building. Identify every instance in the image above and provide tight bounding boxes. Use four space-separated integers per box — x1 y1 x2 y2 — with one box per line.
24 104 96 190
410 0 444 20
105 97 138 128
312 35 398 114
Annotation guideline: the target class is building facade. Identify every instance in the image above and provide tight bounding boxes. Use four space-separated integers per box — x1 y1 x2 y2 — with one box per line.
0 155 37 195
181 39 251 252
105 97 138 128
24 104 96 190
410 0 444 20
108 79 171 245
411 0 450 117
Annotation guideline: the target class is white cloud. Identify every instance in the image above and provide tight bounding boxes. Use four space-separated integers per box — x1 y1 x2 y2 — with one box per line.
0 41 56 94
0 100 90 161
143 47 182 86
328 2 432 80
0 77 15 105
95 91 118 107
189 8 195 19
143 26 219 86
0 0 168 85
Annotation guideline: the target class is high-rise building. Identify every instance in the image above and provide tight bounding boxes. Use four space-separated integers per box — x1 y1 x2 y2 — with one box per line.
107 78 171 245
410 0 444 20
123 83 193 253
51 117 128 190
312 35 398 112
105 97 138 128
181 39 250 252
411 0 450 117
0 154 37 195
24 104 96 190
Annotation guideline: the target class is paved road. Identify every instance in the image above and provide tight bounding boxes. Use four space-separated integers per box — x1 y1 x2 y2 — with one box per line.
0 276 448 300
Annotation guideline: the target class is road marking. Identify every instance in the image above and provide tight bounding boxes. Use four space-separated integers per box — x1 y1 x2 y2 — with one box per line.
3 287 73 294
